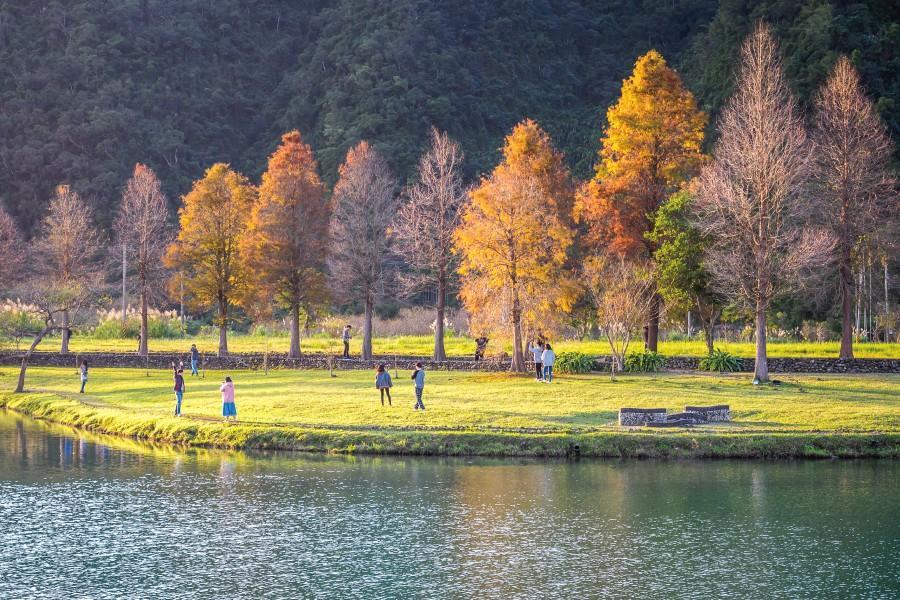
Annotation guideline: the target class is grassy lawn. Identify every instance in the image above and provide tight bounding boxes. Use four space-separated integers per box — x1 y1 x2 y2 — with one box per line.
3 334 899 359
1 366 898 457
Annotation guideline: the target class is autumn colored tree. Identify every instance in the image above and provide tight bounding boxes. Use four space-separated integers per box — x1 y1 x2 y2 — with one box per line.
394 129 467 361
454 119 576 372
114 164 170 356
810 56 897 359
34 185 105 353
694 23 833 383
575 50 706 351
242 131 330 358
328 141 398 360
165 164 255 356
647 189 724 355
0 204 24 288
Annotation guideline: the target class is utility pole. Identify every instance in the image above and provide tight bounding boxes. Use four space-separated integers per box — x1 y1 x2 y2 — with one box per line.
121 243 127 328
180 277 185 336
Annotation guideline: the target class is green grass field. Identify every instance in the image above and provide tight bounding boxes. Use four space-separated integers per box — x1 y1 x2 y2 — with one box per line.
3 333 899 358
2 366 897 458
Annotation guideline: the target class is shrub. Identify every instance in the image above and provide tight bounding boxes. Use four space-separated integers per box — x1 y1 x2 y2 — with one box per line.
92 308 183 339
624 350 665 372
555 352 595 374
699 348 742 372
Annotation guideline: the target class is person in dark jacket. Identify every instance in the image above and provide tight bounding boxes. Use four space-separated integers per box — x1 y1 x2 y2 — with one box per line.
172 362 185 416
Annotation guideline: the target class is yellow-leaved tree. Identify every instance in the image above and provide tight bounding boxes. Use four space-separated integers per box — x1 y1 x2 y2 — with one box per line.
454 119 576 372
165 163 255 356
241 131 331 358
575 50 706 351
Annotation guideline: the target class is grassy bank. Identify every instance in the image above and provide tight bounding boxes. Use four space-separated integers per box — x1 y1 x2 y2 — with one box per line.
2 334 899 359
1 367 898 458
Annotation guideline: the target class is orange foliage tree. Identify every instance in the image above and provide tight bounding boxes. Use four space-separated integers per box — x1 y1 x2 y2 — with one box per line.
575 50 706 351
241 131 331 358
165 164 255 356
454 119 576 372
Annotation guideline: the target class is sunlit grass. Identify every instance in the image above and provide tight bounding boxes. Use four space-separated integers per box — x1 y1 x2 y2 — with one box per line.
3 333 898 358
2 366 897 435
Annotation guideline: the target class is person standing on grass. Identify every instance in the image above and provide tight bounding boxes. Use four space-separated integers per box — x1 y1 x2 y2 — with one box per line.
375 363 393 406
79 360 88 394
411 362 425 410
172 365 185 417
189 344 200 376
342 325 352 359
529 340 545 381
220 376 237 421
541 343 556 383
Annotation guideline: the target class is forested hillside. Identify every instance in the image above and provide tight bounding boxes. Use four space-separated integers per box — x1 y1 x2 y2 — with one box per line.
1 0 897 232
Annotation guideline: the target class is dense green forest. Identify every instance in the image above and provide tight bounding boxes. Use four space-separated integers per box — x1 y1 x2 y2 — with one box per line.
0 0 897 232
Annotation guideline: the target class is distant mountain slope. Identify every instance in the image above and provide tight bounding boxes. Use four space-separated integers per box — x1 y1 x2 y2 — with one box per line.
0 1 895 233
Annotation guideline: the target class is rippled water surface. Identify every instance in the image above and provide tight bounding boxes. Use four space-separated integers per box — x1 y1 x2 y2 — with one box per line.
0 410 898 599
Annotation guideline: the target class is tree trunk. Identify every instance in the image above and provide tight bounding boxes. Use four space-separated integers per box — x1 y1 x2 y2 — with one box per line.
139 290 149 356
218 298 228 356
646 294 660 352
289 301 301 358
433 274 446 361
510 290 526 372
839 244 854 359
362 293 374 360
60 310 70 354
16 326 52 393
885 258 890 343
754 299 769 383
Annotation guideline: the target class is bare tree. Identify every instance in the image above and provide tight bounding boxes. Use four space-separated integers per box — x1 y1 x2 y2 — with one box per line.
34 185 105 354
0 204 24 288
583 255 657 379
114 164 170 356
13 280 105 392
693 23 833 383
394 129 467 361
329 141 398 360
810 56 898 359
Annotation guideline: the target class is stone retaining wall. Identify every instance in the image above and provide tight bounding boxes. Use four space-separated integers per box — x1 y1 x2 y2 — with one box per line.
685 405 731 422
619 408 667 426
0 351 512 372
0 351 895 374
592 355 898 374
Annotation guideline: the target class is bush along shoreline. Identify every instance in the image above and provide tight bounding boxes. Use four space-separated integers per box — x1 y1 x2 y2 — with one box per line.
2 391 897 459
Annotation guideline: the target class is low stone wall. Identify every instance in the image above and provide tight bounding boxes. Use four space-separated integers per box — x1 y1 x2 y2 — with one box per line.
0 351 895 374
619 408 667 426
0 351 512 373
592 355 898 374
685 405 731 422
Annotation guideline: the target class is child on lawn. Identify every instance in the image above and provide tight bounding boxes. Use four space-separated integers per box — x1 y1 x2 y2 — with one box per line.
375 364 393 406
220 376 237 421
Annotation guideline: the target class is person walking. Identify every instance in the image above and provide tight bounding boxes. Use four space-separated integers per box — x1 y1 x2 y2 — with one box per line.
375 364 393 406
189 344 200 376
541 343 556 383
172 365 185 417
411 362 425 410
78 360 88 394
342 325 352 359
220 376 237 421
529 340 544 381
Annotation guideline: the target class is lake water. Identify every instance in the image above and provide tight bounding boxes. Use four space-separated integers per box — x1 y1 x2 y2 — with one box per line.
1 410 898 599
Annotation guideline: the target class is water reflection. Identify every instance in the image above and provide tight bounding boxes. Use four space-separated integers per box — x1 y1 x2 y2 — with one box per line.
1 410 898 599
